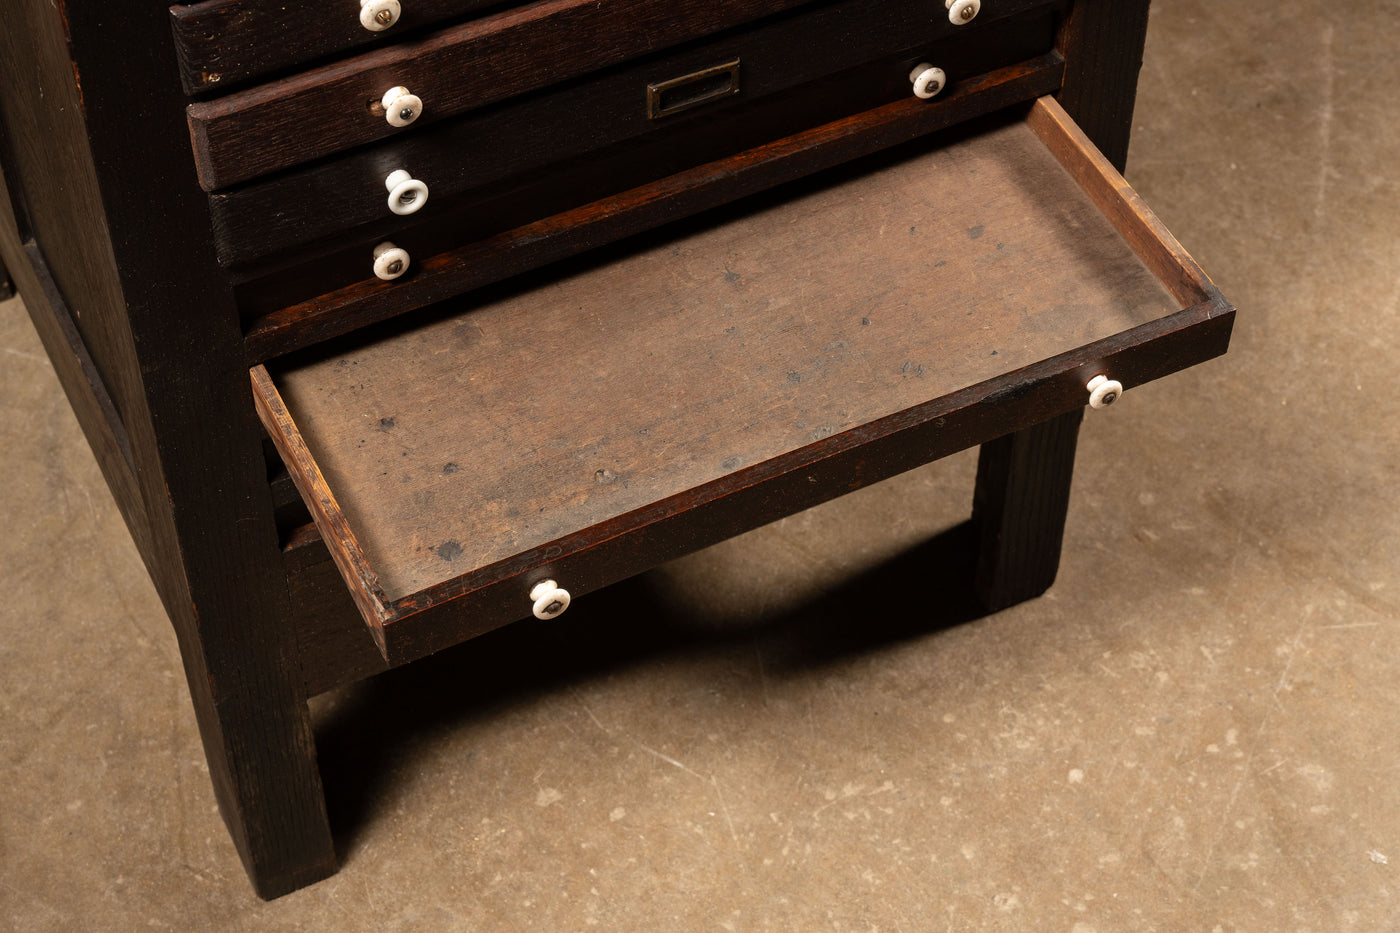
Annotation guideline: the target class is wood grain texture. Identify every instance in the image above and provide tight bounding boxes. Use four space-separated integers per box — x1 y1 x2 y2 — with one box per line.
0 174 148 558
242 53 1067 360
278 297 1233 668
16 0 340 898
253 364 395 657
282 115 1178 602
268 461 314 531
186 0 1059 188
171 0 524 94
972 407 1083 611
231 45 1061 321
19 242 137 471
1027 96 1213 306
954 0 1153 619
0 0 146 451
1053 0 1151 171
256 108 1235 664
208 3 1062 267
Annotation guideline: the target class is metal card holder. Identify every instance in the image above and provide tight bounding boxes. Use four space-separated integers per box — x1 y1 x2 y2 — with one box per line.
646 60 742 119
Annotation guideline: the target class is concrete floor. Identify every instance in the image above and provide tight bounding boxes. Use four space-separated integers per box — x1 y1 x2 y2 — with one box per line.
4 1 1399 928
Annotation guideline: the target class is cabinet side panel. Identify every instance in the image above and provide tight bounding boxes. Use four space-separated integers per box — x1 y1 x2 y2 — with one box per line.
0 0 144 442
0 0 151 553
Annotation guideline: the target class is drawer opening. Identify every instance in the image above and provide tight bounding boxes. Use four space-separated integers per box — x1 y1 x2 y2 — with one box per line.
253 96 1232 666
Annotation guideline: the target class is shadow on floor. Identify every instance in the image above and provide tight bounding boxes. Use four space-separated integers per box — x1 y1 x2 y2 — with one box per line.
314 519 996 859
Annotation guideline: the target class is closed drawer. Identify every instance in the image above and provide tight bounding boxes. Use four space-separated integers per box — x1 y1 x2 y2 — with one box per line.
210 0 1063 268
187 0 829 189
236 52 1068 358
185 0 1053 190
170 0 525 95
250 97 1234 666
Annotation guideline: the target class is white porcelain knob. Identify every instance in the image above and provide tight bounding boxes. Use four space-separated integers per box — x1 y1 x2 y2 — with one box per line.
360 0 401 31
381 86 423 128
946 0 981 25
1087 374 1124 409
530 580 571 620
385 170 429 215
910 64 947 100
372 241 410 280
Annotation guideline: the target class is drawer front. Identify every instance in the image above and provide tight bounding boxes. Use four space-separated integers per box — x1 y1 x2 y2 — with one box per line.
251 97 1233 665
170 0 524 95
186 0 835 189
210 0 1063 268
236 52 1069 358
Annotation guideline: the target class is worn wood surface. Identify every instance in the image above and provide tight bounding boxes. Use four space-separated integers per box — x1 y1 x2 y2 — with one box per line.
1028 97 1213 306
280 297 1234 668
0 0 147 448
0 147 147 556
973 407 1083 611
3 0 339 898
241 53 1066 360
258 107 1231 663
171 0 527 94
209 3 1061 267
186 0 1058 189
959 0 1154 617
1053 0 1150 171
232 49 1062 324
253 364 395 657
18 243 137 471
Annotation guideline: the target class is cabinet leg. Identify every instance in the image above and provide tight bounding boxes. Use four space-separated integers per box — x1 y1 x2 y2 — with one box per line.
1 252 13 300
178 633 339 899
972 408 1084 612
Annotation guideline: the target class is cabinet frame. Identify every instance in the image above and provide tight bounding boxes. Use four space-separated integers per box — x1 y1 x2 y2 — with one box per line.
1 0 1184 899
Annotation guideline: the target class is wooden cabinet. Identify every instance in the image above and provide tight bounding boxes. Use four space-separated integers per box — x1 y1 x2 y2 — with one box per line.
205 0 1062 267
0 0 1230 898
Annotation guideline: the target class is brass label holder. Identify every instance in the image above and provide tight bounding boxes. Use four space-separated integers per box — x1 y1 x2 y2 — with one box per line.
646 60 742 120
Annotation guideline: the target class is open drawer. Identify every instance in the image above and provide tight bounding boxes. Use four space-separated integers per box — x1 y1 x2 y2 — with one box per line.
252 97 1233 666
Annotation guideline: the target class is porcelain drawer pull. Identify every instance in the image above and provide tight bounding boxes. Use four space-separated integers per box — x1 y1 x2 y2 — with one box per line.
381 86 423 128
385 170 429 215
530 580 572 620
360 0 401 31
946 0 981 24
372 241 410 280
909 64 947 99
1087 374 1124 409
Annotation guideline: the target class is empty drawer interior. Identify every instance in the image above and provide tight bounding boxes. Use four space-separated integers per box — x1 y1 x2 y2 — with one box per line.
252 97 1232 665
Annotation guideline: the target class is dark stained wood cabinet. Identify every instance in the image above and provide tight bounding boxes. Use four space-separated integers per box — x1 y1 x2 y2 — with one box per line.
0 0 1231 898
